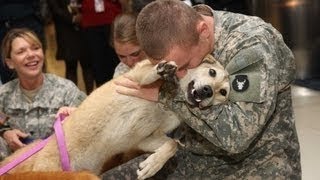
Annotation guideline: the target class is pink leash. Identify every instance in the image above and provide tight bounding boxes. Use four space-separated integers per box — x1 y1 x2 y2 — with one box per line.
0 115 70 175
54 115 71 171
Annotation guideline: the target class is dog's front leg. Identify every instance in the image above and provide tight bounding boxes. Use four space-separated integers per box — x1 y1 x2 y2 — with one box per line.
136 134 178 180
139 61 177 85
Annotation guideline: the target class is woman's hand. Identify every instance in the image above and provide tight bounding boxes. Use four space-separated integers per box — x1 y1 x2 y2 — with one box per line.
114 75 163 102
55 106 77 118
3 129 28 151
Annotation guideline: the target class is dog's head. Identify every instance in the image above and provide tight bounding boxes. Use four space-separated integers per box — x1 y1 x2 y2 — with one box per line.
180 54 230 109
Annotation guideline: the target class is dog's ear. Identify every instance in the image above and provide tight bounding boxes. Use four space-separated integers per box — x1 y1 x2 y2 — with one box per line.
202 54 218 64
202 54 225 70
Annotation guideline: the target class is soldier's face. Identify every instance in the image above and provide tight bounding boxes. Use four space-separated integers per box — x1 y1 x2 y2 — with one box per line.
6 37 44 79
160 45 207 79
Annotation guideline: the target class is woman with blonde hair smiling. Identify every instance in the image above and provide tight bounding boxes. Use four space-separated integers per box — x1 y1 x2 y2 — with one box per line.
0 28 86 160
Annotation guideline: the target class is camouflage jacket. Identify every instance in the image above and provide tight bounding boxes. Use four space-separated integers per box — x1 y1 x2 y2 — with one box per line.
0 73 86 140
159 10 301 178
113 62 131 78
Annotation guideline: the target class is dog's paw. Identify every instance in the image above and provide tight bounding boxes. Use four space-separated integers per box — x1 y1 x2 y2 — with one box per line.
136 153 165 180
156 61 177 82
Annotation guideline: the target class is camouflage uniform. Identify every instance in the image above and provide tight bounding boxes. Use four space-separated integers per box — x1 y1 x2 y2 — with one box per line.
113 62 131 78
0 73 86 160
102 10 301 180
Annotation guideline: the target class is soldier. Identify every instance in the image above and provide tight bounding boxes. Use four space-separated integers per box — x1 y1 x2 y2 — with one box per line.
0 28 86 161
112 13 147 78
103 0 301 179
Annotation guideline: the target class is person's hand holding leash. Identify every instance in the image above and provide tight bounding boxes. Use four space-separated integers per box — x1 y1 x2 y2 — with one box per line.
114 75 162 102
3 129 28 150
55 106 77 118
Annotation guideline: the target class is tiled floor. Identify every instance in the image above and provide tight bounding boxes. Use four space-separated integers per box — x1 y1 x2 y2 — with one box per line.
292 85 320 180
45 23 320 180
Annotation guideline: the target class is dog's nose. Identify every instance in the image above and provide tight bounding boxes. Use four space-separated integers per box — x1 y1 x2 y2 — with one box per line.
201 85 213 98
194 85 213 99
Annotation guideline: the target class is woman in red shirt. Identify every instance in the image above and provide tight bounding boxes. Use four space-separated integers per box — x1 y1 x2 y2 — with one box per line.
81 0 122 87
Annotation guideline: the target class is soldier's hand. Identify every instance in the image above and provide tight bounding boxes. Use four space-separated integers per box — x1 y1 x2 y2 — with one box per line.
55 106 77 118
114 75 161 102
3 129 28 151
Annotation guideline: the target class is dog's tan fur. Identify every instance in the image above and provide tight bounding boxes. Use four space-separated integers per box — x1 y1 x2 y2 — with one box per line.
0 55 229 179
0 171 100 180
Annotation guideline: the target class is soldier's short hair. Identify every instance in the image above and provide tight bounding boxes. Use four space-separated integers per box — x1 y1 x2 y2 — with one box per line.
136 0 202 61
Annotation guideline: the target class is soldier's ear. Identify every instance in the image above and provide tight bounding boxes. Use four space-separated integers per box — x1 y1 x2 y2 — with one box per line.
198 21 210 42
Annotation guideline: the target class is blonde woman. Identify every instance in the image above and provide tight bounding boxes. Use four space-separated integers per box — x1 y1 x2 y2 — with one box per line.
0 28 86 160
112 13 147 78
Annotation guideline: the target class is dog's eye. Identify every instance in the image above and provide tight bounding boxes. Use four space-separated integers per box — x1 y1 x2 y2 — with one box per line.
220 89 227 96
209 69 216 77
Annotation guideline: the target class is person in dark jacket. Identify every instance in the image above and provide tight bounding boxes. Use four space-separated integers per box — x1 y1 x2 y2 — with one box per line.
48 0 94 94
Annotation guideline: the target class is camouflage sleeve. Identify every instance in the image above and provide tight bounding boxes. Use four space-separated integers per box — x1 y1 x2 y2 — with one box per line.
43 74 87 107
160 40 289 154
0 123 11 135
113 62 131 78
0 86 12 134
62 81 87 107
0 111 10 134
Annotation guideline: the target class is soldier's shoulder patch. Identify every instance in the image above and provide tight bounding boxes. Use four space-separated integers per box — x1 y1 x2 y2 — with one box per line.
229 72 266 103
232 75 249 92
